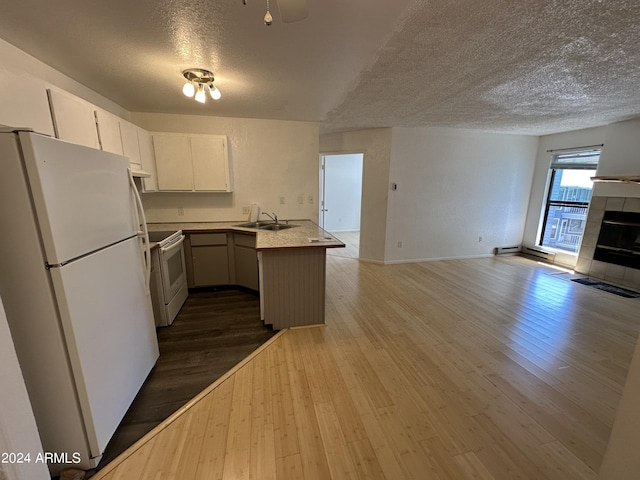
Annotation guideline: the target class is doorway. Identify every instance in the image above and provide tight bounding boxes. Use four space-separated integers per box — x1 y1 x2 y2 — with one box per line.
319 153 363 259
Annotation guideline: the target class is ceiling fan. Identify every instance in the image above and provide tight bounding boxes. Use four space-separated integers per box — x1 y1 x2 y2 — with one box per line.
242 0 309 25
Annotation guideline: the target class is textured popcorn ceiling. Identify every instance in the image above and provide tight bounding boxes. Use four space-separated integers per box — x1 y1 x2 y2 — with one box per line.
1 0 639 135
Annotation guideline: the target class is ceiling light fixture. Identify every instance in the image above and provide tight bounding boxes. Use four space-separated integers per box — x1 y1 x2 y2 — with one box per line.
181 68 221 104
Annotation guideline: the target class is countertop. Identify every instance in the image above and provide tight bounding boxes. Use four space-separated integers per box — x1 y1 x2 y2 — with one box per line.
147 220 345 251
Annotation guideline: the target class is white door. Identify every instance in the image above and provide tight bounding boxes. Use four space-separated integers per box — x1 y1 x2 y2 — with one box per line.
320 153 364 232
19 132 137 264
49 237 159 457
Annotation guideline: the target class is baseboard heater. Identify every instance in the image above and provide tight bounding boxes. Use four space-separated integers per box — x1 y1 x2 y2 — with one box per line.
494 246 521 256
520 246 556 262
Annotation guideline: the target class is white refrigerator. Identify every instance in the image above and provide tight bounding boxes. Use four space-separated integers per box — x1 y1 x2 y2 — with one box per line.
0 129 159 475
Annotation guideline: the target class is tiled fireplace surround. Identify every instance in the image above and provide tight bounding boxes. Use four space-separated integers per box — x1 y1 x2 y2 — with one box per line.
576 196 640 291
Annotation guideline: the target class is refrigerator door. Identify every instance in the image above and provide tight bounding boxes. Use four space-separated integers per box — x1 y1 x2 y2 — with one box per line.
49 237 159 458
18 131 137 265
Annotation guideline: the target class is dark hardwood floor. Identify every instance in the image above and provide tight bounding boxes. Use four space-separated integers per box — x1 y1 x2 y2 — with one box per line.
87 287 276 477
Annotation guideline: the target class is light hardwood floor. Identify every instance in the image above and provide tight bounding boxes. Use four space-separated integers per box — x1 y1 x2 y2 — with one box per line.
91 255 640 480
327 231 359 259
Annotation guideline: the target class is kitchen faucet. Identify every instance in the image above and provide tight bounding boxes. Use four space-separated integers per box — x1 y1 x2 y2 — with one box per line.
263 212 279 224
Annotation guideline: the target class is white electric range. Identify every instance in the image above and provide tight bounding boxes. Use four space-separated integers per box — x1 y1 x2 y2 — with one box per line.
148 230 188 326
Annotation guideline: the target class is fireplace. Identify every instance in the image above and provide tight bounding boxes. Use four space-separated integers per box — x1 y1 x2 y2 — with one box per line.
594 211 640 269
575 196 640 291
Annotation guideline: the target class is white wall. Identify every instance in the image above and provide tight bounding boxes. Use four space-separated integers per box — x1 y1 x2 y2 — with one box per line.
320 128 393 263
0 298 48 480
132 113 319 223
522 118 640 268
594 118 640 199
384 128 538 263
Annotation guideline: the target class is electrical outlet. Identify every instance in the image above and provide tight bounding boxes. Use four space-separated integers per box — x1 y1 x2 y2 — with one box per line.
280 196 285 204
177 207 184 216
297 194 304 204
242 206 250 214
478 235 483 243
397 241 403 248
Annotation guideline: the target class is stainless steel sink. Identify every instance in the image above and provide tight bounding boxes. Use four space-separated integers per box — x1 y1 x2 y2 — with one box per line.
234 221 273 229
233 221 297 230
260 223 296 231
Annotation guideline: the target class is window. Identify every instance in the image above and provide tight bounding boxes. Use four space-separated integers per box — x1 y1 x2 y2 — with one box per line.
539 149 600 253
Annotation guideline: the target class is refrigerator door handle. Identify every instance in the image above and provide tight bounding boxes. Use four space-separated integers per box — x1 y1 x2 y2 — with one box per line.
128 168 151 294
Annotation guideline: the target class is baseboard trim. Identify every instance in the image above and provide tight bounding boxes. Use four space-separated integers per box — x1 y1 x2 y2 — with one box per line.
383 253 494 265
521 246 557 262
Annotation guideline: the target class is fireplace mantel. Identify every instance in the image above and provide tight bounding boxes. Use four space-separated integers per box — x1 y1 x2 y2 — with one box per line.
591 175 640 184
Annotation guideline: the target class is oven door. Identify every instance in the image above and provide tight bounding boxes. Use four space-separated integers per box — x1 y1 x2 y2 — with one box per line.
159 234 187 302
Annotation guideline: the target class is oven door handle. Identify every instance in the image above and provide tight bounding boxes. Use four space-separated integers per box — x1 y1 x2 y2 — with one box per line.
160 235 185 255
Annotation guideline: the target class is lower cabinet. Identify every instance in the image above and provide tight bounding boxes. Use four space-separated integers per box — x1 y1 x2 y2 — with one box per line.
259 248 326 329
187 233 230 287
185 231 258 290
234 233 259 291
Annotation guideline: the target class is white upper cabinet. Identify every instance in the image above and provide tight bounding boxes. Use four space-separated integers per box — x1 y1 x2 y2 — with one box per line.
47 89 100 149
94 109 124 155
137 127 158 192
28 85 156 183
119 119 142 168
152 133 232 192
190 136 230 191
0 69 55 136
153 134 193 191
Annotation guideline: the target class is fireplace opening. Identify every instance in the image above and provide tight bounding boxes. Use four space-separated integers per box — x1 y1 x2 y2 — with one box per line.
594 210 640 269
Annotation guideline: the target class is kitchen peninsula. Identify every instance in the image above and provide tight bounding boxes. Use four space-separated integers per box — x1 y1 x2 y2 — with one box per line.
148 220 345 330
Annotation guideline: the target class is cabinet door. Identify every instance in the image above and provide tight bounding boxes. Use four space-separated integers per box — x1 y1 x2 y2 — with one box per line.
192 246 230 286
234 234 258 290
235 245 259 290
95 109 124 155
48 89 99 149
119 120 142 167
190 135 230 191
0 68 54 136
189 233 230 287
152 134 194 191
137 128 158 192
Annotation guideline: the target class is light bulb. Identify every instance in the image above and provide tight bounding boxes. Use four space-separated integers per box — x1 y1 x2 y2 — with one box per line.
264 0 273 26
209 84 221 100
195 84 206 103
182 81 195 97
